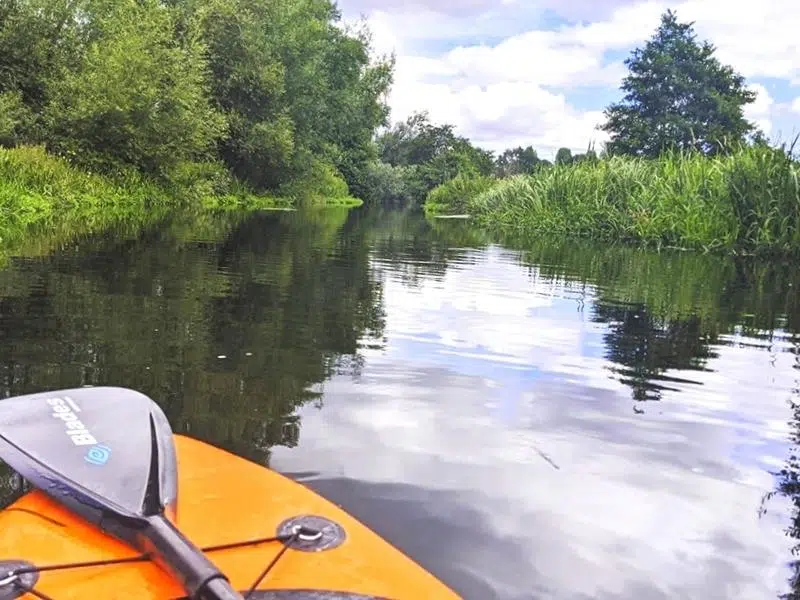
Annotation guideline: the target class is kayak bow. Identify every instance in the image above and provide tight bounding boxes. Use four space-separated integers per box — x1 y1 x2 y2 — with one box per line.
0 387 460 599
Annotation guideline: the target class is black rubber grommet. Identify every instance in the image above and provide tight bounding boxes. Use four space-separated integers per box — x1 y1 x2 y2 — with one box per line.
276 515 346 552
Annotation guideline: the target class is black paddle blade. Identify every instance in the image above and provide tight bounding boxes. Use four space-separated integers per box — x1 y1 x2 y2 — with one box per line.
0 387 177 533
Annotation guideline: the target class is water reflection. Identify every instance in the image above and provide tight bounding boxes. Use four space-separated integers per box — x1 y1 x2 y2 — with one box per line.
0 207 385 467
761 340 800 600
272 216 800 599
0 207 797 598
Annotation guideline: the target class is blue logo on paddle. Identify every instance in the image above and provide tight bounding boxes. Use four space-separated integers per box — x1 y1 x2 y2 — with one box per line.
85 444 111 466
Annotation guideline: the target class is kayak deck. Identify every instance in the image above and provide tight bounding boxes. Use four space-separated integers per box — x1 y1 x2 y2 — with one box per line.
0 434 460 599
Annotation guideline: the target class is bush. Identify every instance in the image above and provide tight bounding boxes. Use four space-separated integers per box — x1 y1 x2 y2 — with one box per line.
277 158 353 205
165 160 234 202
360 161 425 206
0 92 32 147
0 145 169 244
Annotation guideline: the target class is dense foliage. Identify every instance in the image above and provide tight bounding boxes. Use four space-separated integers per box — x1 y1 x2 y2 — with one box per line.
0 0 392 199
424 172 494 216
359 112 495 206
495 146 547 176
2 3 797 255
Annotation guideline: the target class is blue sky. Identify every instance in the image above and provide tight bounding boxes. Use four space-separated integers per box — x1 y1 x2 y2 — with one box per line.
338 0 800 160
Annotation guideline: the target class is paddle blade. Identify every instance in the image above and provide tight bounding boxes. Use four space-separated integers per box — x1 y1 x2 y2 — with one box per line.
0 387 177 529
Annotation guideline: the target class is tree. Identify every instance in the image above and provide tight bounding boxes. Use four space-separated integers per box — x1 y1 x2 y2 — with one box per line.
191 0 392 192
555 147 573 165
573 149 598 164
377 112 457 167
44 0 226 176
372 111 494 205
495 146 541 177
0 0 393 196
600 10 757 157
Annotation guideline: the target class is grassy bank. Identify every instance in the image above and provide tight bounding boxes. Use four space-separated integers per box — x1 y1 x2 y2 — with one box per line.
423 172 494 216
427 145 800 254
0 145 360 257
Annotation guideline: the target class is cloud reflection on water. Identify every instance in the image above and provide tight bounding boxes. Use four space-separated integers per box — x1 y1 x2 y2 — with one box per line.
273 240 797 599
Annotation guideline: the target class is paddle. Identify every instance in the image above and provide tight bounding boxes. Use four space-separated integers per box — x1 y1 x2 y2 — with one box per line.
0 386 243 600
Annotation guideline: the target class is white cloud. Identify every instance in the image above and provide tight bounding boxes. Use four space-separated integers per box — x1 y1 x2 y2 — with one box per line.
388 61 610 156
678 0 800 81
359 6 545 57
346 0 645 24
371 15 625 157
562 0 664 50
443 33 625 89
744 84 775 135
343 0 501 18
792 97 800 115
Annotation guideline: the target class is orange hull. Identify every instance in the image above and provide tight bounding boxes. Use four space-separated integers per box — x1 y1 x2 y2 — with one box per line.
0 434 460 599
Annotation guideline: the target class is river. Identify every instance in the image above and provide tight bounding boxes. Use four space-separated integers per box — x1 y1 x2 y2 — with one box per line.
0 206 797 599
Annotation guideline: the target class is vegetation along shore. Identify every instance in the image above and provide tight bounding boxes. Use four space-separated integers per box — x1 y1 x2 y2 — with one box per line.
0 0 386 242
417 12 799 255
1 3 798 255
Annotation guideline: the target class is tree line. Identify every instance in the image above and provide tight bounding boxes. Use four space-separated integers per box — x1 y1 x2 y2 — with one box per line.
0 0 392 199
0 5 782 207
358 111 592 207
364 9 776 208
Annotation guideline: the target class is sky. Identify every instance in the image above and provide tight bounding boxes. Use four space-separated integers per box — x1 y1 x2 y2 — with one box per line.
336 0 800 161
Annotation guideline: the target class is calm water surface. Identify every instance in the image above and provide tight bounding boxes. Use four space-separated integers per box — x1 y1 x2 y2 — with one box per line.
0 207 798 599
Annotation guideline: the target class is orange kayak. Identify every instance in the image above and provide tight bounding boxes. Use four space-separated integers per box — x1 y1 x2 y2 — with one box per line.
0 434 461 599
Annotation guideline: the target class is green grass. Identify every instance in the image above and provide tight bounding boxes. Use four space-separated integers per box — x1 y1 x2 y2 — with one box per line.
424 172 495 216
318 196 364 207
0 145 172 250
0 145 362 262
458 145 800 254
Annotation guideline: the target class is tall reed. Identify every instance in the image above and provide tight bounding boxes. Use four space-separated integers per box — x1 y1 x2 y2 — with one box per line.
467 145 800 253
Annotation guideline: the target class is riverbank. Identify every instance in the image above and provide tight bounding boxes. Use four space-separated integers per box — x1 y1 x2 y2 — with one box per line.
0 145 361 259
425 145 800 255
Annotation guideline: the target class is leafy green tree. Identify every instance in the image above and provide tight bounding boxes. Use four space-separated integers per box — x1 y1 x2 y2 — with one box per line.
191 0 391 193
377 112 456 168
495 146 541 177
373 111 494 205
573 149 598 164
0 0 393 198
0 0 87 142
188 0 293 189
0 92 32 146
44 0 226 175
309 22 394 201
359 161 423 207
600 9 756 157
420 138 493 188
555 147 573 165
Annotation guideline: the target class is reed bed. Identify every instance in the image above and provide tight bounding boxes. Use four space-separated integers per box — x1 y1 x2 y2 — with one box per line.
424 172 495 216
466 145 800 254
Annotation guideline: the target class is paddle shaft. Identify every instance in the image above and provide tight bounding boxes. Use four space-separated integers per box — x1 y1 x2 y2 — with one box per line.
142 514 243 600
